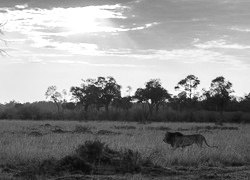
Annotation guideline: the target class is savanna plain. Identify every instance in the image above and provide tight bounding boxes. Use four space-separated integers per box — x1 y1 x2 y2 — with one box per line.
0 120 250 180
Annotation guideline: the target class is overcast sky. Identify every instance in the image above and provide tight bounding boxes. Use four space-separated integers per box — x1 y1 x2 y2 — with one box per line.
0 0 250 103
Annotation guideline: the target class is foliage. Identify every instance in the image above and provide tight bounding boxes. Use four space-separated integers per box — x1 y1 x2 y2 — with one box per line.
70 76 122 114
134 79 171 117
1 75 250 123
112 96 132 111
70 79 100 112
0 100 250 123
45 86 68 114
175 74 200 99
202 76 234 114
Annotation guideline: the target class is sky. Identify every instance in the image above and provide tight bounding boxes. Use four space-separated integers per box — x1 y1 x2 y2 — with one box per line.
0 0 250 103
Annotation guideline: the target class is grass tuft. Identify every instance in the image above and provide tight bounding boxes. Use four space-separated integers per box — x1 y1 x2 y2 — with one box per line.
73 125 93 134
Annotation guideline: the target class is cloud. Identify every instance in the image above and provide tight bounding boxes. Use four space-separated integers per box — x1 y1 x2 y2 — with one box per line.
0 4 157 36
108 48 250 70
15 4 28 9
194 40 250 49
0 4 159 53
1 5 127 32
230 26 250 32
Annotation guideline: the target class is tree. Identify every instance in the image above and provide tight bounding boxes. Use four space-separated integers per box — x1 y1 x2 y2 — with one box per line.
45 86 63 114
175 75 200 99
134 79 171 117
202 76 234 114
239 93 250 112
95 76 121 113
71 76 121 114
210 76 234 113
126 86 132 96
112 96 132 111
244 93 250 100
169 91 188 111
70 79 100 112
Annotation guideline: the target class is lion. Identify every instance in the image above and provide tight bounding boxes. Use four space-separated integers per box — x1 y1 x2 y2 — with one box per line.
163 132 218 149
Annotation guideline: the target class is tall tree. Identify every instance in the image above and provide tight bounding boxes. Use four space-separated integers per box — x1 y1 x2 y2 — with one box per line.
95 76 121 113
205 76 234 114
175 75 200 99
134 79 171 116
45 86 63 113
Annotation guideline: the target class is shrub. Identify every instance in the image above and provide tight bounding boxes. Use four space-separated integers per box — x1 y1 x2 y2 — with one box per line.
58 155 92 173
10 140 164 178
76 140 105 164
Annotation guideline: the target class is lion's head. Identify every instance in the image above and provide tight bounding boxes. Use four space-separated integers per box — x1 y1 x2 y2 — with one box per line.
163 132 183 144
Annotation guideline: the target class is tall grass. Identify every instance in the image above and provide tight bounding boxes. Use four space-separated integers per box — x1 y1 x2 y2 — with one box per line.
0 120 249 168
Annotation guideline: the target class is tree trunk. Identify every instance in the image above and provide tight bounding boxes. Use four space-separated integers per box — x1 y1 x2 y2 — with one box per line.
105 104 109 117
84 104 89 112
54 101 60 114
148 103 153 116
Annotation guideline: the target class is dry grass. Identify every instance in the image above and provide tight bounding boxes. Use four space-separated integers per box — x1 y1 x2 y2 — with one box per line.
0 120 249 168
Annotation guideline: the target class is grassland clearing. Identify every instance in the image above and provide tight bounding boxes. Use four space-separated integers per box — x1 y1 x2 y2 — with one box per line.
0 120 250 179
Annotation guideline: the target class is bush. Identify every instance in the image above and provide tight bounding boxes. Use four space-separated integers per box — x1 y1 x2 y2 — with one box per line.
11 140 164 178
58 155 92 173
76 140 105 164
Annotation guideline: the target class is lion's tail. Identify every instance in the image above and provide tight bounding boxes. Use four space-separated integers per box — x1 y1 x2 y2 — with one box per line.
203 137 218 148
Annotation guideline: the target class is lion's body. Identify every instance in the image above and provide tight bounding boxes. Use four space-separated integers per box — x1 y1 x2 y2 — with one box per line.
163 132 217 149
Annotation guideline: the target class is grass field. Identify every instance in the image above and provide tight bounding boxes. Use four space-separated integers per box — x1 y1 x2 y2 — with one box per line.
0 120 250 179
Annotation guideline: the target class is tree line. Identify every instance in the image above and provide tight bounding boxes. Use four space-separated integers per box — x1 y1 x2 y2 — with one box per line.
0 75 250 123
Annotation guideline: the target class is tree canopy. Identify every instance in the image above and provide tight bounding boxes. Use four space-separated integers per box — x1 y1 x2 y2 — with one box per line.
203 76 234 113
175 74 200 99
134 79 171 116
70 76 121 113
